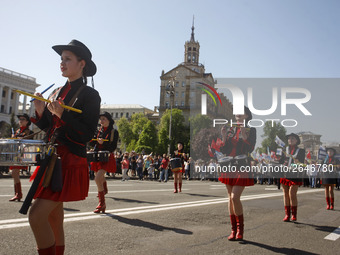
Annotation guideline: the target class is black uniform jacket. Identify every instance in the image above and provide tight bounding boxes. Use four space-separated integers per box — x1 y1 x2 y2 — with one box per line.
89 126 118 153
33 77 101 158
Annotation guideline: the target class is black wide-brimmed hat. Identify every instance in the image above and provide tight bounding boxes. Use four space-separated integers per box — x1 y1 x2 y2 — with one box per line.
286 133 300 145
17 113 31 126
100 112 114 125
326 147 337 154
52 39 97 76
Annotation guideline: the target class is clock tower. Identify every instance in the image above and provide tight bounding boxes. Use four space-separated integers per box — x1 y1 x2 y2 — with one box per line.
184 17 200 67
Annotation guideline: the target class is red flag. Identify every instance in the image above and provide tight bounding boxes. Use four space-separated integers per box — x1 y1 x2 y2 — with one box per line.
306 150 311 159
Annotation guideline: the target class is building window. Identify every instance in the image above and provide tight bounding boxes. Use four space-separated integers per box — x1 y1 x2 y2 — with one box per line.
181 101 185 106
120 112 123 117
182 81 185 87
166 93 170 98
9 106 12 114
2 91 5 98
181 92 185 98
175 92 178 97
115 112 118 118
11 92 14 99
126 112 129 118
188 47 191 51
0 105 4 112
175 82 179 87
193 47 196 51
175 101 178 106
165 102 169 108
190 91 195 98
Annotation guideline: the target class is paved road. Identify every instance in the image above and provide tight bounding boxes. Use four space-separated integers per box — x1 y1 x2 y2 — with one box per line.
0 178 339 255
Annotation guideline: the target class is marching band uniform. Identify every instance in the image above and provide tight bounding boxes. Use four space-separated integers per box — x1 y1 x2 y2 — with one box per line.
89 112 118 213
321 148 338 210
9 114 34 202
29 40 100 255
209 107 256 241
279 133 305 222
172 144 185 193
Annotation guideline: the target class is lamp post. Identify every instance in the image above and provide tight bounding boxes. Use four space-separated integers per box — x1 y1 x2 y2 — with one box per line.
166 74 176 156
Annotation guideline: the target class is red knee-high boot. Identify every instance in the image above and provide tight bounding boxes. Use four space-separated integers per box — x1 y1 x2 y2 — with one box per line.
228 215 237 241
235 214 244 241
9 182 22 202
291 206 297 221
38 244 56 255
94 191 106 213
330 197 334 210
56 245 65 255
179 182 182 192
326 197 330 210
174 183 178 193
103 181 108 195
283 206 291 222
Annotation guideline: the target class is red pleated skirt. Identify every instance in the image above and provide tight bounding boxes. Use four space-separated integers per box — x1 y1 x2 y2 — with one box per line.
90 154 116 173
30 145 89 202
280 178 302 186
219 172 254 186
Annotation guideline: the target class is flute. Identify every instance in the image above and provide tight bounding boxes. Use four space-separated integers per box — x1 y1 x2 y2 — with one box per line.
14 89 82 114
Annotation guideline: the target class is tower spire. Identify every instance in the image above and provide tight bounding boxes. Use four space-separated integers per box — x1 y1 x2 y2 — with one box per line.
190 15 195 42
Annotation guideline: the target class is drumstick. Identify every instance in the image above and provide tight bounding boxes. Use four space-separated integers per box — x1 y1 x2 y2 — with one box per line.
30 83 55 102
91 139 109 142
14 90 82 114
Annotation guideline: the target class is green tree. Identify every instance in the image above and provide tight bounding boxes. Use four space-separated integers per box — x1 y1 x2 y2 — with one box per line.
158 108 189 155
117 117 133 150
260 121 287 154
135 120 158 153
189 114 212 138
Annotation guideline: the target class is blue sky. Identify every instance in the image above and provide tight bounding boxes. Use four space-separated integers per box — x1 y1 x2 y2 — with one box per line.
1 0 339 145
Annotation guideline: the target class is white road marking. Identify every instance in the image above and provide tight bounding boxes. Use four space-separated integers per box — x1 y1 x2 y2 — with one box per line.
0 189 323 230
324 227 340 241
89 189 189 194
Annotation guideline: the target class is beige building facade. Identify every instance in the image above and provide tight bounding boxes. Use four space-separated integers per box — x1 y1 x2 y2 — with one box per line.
0 67 40 123
159 23 233 124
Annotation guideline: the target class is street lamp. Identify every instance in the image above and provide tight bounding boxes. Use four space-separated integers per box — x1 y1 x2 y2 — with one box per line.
166 75 176 156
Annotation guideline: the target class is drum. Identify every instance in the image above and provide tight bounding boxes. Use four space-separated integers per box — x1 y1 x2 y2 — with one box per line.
170 158 182 172
218 156 233 164
0 139 46 166
98 151 110 162
234 154 248 166
87 151 97 162
87 151 110 162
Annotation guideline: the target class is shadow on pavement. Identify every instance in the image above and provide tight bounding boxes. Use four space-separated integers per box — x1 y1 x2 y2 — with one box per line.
184 193 224 198
243 240 319 255
108 197 159 204
63 208 80 212
293 221 337 234
109 215 193 235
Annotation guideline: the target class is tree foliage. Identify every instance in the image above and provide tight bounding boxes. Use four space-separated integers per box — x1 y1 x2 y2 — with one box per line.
260 121 287 154
158 108 189 155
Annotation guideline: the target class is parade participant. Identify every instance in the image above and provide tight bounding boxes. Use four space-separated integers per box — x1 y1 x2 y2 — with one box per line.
172 142 185 193
90 112 118 213
209 106 256 241
321 148 338 210
121 152 130 181
9 113 34 202
29 40 101 254
280 133 305 222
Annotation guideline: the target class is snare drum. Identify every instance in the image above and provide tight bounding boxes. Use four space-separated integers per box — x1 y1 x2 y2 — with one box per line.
87 151 110 162
170 158 182 172
234 154 248 166
0 139 46 166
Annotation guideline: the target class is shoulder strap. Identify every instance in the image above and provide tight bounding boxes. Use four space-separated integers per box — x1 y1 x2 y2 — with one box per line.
66 85 86 111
